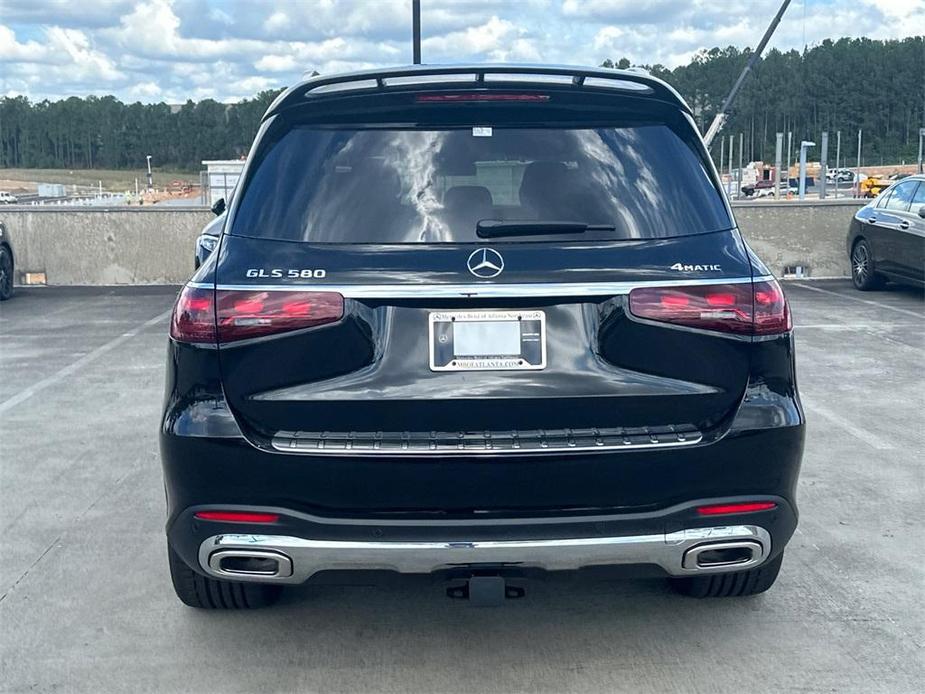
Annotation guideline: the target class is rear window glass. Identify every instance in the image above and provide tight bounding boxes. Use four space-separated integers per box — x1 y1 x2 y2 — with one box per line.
231 124 731 243
883 180 918 211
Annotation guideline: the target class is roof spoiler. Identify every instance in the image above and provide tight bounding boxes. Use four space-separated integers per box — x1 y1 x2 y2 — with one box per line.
264 64 692 121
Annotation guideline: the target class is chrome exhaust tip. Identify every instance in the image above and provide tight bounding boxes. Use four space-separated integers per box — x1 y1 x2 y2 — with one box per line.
682 540 765 572
207 549 293 580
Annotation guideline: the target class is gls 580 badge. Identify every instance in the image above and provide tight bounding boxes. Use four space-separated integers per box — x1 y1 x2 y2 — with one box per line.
670 262 722 272
246 268 327 279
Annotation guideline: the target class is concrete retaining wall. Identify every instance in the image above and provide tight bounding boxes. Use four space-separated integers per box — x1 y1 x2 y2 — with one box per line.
1 201 863 286
733 200 862 279
3 207 212 285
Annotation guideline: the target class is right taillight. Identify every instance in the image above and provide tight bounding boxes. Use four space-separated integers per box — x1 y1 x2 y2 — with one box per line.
628 279 790 336
169 286 344 344
752 279 792 335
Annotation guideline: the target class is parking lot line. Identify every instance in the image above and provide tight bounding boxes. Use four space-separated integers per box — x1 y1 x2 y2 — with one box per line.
802 400 894 451
791 282 922 318
0 309 171 415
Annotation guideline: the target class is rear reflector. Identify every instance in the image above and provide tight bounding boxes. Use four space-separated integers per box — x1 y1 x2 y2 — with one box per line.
169 286 344 344
415 93 550 102
697 502 777 516
194 511 280 523
628 280 790 336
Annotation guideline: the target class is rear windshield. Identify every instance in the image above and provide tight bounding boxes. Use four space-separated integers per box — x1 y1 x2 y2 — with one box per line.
231 124 731 243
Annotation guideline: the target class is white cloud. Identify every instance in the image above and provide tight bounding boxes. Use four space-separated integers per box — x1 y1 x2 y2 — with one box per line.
0 25 50 62
1 0 922 102
422 16 540 61
255 54 298 73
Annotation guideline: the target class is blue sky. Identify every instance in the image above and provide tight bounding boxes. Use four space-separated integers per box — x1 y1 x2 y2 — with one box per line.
1 0 923 103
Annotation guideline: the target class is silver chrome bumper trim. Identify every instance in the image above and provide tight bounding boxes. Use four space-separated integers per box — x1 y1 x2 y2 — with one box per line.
199 525 771 584
188 276 773 299
271 426 703 456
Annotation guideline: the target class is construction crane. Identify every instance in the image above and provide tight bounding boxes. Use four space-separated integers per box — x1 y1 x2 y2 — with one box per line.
703 0 792 149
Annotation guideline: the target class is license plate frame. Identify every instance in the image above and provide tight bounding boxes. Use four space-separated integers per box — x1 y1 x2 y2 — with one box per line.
428 310 546 371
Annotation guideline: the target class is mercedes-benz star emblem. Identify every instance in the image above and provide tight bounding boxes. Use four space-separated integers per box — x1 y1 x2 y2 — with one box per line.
467 248 504 278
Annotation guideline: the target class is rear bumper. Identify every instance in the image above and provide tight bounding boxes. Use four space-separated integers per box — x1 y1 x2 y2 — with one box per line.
167 496 797 583
198 524 772 584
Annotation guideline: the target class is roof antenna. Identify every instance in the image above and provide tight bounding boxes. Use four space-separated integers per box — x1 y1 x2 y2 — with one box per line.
412 0 422 64
703 0 791 148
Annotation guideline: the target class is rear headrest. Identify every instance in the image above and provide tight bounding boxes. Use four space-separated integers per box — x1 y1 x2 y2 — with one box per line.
519 161 570 211
353 158 402 199
444 185 493 210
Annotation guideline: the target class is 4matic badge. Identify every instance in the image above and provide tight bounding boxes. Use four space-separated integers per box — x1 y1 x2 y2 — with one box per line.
670 262 722 272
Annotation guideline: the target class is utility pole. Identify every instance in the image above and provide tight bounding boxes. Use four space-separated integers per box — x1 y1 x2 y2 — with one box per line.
145 155 153 191
819 131 828 200
918 127 924 174
738 132 744 199
856 129 862 197
835 131 841 198
702 0 791 148
786 131 792 181
798 141 814 200
727 134 734 197
774 132 783 199
412 0 421 64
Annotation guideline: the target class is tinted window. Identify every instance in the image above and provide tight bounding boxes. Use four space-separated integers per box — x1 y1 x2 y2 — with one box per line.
884 180 918 211
910 182 925 205
232 125 731 243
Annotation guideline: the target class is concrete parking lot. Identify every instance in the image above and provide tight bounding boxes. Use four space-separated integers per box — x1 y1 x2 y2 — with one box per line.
1 281 922 693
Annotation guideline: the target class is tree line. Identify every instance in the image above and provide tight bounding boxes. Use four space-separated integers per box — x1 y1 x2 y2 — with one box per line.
0 36 922 172
604 36 924 167
0 91 283 171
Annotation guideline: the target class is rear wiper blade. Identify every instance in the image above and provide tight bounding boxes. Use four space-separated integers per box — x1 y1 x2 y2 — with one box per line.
476 220 616 239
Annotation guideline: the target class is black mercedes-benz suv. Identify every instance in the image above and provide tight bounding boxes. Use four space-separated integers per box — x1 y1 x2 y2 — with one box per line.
161 65 804 609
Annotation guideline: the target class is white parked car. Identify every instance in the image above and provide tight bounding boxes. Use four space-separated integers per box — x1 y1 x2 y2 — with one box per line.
0 191 19 204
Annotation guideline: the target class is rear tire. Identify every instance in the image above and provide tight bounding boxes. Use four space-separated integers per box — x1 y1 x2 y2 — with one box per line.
0 245 13 301
851 239 884 291
669 552 783 598
168 546 282 609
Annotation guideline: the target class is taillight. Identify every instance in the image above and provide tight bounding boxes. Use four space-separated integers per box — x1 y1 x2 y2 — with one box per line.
169 286 216 344
697 501 777 516
628 279 790 336
194 511 280 523
415 93 550 102
169 287 344 344
216 289 343 342
752 280 792 335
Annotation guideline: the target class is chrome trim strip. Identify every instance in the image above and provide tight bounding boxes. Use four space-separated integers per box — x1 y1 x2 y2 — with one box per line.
189 276 771 299
270 432 703 456
198 525 771 583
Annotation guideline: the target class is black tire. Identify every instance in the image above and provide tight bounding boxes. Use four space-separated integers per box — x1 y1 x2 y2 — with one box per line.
851 239 884 291
168 546 282 609
669 552 783 598
0 245 13 301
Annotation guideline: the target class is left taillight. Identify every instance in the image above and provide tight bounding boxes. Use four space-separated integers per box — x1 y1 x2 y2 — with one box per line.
216 289 343 342
628 279 791 337
170 286 216 344
170 287 344 344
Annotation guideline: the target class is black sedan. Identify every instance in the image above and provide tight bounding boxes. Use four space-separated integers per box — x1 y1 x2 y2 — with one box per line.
0 221 14 301
848 174 925 290
194 212 224 269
